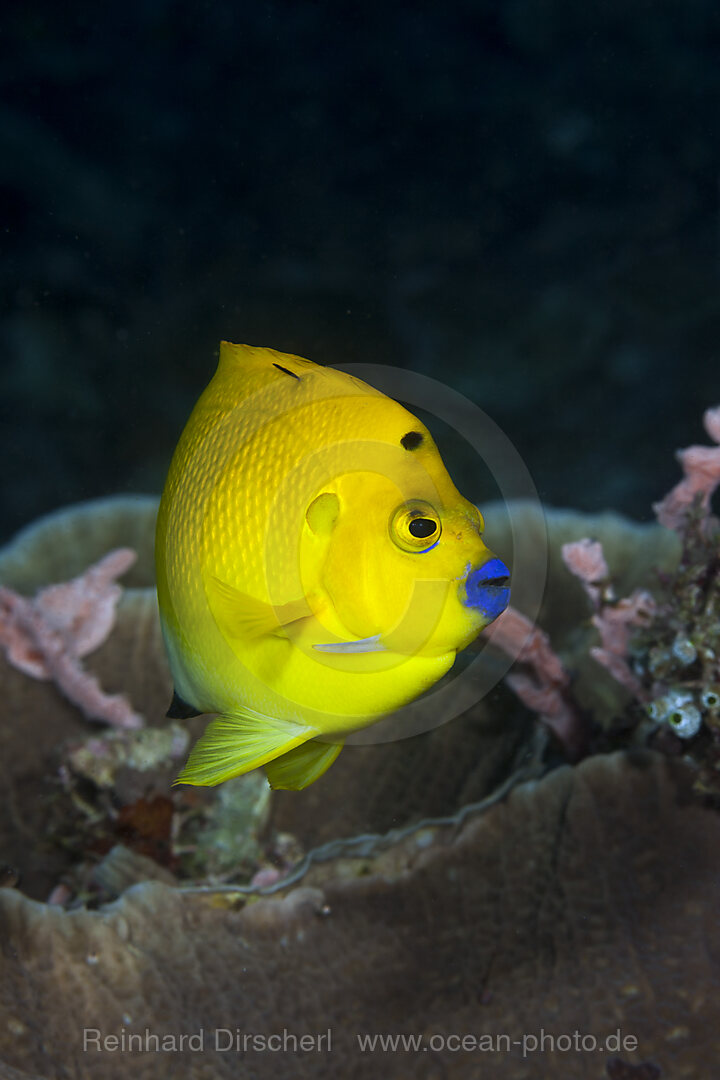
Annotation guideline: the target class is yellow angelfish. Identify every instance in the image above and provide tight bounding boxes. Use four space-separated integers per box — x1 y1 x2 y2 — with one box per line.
155 343 510 790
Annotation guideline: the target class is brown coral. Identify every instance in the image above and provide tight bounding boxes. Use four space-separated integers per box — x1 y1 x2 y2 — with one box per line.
1 752 720 1078
1 495 715 1080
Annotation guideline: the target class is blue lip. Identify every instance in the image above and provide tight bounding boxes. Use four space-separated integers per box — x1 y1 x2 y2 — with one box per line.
462 557 511 622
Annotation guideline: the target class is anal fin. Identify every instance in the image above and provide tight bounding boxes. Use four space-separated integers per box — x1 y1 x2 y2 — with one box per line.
264 738 344 790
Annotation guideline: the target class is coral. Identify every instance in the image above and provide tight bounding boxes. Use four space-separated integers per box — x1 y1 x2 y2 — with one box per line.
1 495 718 1076
64 724 189 790
179 773 273 881
561 539 655 701
632 500 720 793
605 1060 661 1080
89 844 178 899
1 752 720 1078
560 537 609 603
0 494 683 903
487 409 720 796
484 605 583 756
0 497 540 901
554 410 720 792
0 537 173 901
0 496 159 591
588 592 656 700
652 406 720 530
0 549 142 729
475 503 679 757
483 529 652 757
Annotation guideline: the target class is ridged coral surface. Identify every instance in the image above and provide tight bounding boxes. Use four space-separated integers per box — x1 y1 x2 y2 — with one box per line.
0 496 714 1078
1 751 719 1078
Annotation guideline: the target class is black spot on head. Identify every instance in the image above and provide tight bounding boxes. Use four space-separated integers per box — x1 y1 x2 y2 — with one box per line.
401 430 424 451
273 363 301 380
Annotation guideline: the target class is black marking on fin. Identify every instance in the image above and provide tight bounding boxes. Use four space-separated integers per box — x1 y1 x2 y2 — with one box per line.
166 690 203 719
401 430 424 450
273 363 301 380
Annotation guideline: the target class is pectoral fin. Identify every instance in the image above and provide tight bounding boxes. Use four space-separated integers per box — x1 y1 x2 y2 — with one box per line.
174 708 313 787
206 575 312 642
264 738 344 790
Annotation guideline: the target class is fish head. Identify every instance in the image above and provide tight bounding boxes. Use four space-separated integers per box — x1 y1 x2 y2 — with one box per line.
307 415 510 657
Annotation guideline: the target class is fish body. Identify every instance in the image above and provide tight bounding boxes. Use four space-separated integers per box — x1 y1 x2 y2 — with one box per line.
155 343 510 789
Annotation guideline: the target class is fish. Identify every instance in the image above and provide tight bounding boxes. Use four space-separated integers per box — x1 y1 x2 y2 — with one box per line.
155 342 510 791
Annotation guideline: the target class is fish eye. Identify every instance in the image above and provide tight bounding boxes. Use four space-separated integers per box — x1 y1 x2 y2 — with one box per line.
408 517 436 538
390 501 442 553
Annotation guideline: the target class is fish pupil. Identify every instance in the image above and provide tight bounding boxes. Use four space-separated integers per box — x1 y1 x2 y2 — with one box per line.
408 517 437 538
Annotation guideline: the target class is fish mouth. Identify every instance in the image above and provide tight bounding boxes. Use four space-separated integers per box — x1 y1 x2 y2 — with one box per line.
461 557 511 622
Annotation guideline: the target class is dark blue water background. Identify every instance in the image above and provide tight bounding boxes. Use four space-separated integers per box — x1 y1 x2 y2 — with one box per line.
2 1 719 541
